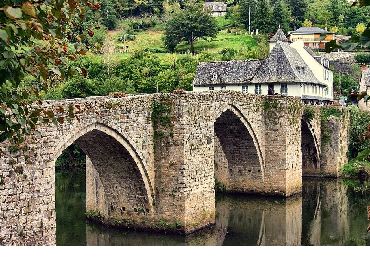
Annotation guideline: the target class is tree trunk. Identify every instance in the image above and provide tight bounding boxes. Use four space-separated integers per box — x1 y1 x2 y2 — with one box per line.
190 39 195 55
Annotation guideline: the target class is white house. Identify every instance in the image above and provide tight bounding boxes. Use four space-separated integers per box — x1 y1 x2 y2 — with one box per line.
193 29 334 104
204 2 227 17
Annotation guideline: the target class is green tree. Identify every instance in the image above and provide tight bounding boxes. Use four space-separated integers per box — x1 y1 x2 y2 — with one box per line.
254 0 273 34
329 0 348 26
303 19 313 27
288 0 307 29
100 0 118 30
0 0 99 143
239 0 257 31
306 0 331 27
272 0 292 33
163 2 218 55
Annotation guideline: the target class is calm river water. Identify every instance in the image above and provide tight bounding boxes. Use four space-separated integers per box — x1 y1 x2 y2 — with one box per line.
56 170 370 246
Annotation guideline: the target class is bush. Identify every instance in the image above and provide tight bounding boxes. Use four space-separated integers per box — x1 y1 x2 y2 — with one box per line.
100 76 134 95
355 53 370 64
144 47 167 53
61 77 99 99
334 72 360 97
70 55 108 80
348 106 370 159
87 27 108 53
220 48 237 61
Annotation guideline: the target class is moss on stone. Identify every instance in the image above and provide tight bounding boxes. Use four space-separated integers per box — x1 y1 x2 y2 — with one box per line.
151 98 173 141
303 107 315 122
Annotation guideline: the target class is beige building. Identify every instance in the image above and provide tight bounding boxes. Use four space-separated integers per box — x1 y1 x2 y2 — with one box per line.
193 29 334 104
288 27 335 50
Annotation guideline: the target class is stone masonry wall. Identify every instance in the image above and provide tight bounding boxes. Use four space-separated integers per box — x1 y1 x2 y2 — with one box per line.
0 91 349 245
320 109 350 177
0 96 156 245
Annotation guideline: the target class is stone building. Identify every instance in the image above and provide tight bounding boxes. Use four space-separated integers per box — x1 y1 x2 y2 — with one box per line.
204 2 227 17
288 27 335 50
193 29 334 104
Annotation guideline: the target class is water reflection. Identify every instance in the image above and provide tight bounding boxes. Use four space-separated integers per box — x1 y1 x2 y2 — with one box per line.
56 171 370 246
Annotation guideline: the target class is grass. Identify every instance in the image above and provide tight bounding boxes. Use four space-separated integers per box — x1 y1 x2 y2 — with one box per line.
176 31 257 53
111 27 260 58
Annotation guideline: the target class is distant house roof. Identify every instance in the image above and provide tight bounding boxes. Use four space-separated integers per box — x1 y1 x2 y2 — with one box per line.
204 2 227 13
270 28 289 42
291 27 330 34
193 41 324 87
193 60 262 86
252 42 322 85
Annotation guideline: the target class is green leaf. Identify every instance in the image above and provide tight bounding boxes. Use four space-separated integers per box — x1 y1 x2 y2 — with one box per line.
0 30 9 42
4 6 23 20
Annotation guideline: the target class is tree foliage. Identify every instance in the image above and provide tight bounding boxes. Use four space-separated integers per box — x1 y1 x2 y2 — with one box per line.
163 1 217 54
288 0 307 29
0 0 99 143
272 0 292 34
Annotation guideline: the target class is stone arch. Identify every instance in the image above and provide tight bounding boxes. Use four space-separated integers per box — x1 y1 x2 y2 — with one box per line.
214 106 264 190
53 122 154 216
301 119 320 176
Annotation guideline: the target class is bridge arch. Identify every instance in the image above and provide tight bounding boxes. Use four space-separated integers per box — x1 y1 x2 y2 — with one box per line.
301 119 320 176
214 105 264 190
54 122 154 217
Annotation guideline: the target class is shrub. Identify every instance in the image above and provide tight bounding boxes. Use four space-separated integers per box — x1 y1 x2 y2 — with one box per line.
87 27 108 53
355 53 370 64
70 55 108 79
348 106 370 159
61 77 99 99
100 76 133 95
118 28 136 42
220 48 238 61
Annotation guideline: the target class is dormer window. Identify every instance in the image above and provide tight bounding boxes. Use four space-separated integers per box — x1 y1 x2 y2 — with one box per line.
212 74 218 80
296 66 305 74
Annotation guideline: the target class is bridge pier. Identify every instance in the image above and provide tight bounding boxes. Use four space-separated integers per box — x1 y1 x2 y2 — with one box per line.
319 112 349 177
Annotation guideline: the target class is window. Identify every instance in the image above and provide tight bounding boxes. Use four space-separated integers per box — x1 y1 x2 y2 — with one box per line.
281 83 288 96
212 74 218 80
221 85 226 90
324 87 328 96
209 86 214 90
255 84 261 95
242 85 248 93
268 84 275 95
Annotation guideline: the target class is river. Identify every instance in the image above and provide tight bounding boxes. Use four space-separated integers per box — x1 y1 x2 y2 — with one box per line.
56 170 370 246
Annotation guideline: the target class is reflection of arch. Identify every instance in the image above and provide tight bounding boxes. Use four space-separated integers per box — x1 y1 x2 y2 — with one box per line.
53 122 154 213
214 106 264 186
301 119 320 175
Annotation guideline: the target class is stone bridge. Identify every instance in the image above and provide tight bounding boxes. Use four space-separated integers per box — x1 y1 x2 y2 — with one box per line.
0 91 349 245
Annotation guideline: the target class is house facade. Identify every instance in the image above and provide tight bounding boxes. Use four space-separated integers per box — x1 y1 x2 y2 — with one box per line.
193 29 334 104
204 2 227 17
288 27 335 50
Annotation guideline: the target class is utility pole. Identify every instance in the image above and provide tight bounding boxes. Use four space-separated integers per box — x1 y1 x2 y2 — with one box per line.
248 5 251 35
